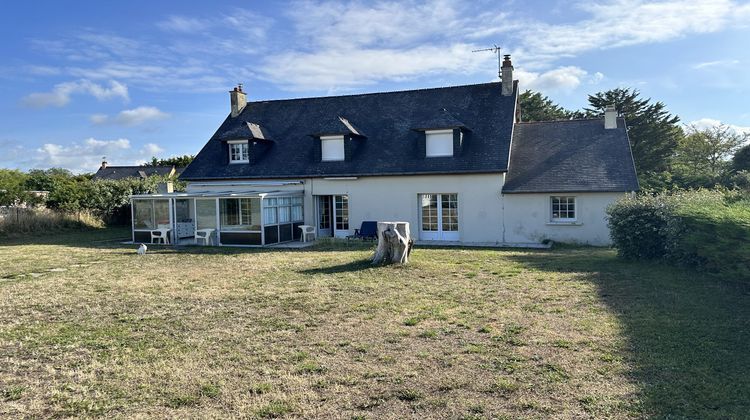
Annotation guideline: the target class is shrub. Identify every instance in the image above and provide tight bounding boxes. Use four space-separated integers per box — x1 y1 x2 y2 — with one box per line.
607 190 750 279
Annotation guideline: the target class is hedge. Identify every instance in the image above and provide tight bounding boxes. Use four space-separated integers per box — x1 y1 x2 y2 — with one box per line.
607 190 750 279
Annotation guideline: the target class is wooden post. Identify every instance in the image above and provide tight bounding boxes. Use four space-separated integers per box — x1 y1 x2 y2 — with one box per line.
372 221 413 264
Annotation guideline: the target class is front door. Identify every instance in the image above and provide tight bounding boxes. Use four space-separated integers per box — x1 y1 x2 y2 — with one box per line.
419 193 459 241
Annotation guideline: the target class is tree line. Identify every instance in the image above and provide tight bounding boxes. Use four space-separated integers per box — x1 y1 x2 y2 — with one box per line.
0 156 192 224
519 89 750 191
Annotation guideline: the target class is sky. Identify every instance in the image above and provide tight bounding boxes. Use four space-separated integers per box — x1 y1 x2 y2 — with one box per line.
1 0 749 173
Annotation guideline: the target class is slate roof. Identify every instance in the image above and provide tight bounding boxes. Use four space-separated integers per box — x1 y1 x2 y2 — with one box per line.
503 118 639 193
93 166 178 180
180 82 517 180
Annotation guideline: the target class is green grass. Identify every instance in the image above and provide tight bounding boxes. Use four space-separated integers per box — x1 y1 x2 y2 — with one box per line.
0 227 748 418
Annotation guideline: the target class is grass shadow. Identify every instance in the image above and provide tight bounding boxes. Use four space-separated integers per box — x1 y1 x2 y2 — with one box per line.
297 258 375 275
507 248 750 418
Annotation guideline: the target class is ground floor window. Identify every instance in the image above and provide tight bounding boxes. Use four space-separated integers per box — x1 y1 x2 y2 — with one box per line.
551 196 576 221
419 193 458 240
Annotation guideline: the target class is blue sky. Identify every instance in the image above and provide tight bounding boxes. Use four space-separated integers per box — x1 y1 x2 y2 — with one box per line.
1 0 749 173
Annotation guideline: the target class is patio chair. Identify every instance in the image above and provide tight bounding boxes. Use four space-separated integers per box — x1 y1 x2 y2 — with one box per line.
150 228 170 244
298 225 316 242
347 221 378 240
195 228 214 245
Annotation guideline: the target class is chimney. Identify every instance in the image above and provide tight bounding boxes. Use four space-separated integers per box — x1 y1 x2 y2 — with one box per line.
100 157 108 169
501 54 514 96
156 182 174 194
229 84 247 118
604 105 617 129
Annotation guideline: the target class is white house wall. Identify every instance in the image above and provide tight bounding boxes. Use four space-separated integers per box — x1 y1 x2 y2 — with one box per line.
502 192 626 245
185 176 626 245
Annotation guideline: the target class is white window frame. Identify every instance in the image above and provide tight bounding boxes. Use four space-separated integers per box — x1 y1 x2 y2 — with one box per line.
228 140 249 163
320 135 345 161
550 196 577 222
425 129 454 157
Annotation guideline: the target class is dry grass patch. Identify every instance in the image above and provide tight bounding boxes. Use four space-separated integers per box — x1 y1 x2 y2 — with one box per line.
1 228 748 418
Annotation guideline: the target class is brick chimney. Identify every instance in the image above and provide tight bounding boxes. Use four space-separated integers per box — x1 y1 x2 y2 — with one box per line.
229 84 247 118
604 105 617 129
501 55 514 96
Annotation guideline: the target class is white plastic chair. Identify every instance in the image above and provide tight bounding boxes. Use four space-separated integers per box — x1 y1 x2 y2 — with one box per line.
150 228 170 244
195 228 215 245
298 225 316 242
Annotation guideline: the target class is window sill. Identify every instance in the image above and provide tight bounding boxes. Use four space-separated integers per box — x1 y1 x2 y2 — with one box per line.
229 161 249 164
546 221 582 226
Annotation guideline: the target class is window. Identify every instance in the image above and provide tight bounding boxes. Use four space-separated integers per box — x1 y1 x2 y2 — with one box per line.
551 196 576 221
220 198 260 230
425 129 453 157
321 135 345 161
335 195 349 230
228 141 249 163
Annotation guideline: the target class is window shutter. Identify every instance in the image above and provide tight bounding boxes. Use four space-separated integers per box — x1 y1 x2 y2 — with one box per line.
425 130 454 157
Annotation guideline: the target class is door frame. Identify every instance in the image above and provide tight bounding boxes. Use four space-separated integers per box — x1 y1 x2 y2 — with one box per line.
316 195 333 237
419 193 459 241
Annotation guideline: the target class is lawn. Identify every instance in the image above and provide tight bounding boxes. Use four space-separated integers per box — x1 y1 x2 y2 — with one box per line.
1 228 748 418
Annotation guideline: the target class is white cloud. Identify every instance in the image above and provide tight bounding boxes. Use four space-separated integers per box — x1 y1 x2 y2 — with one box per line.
0 137 166 173
688 118 750 136
22 79 129 108
478 0 750 68
260 43 491 91
91 106 170 126
515 66 595 93
692 59 741 69
157 16 211 32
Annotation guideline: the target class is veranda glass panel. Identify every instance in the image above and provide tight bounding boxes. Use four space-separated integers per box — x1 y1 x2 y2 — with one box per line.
220 198 261 231
196 199 217 230
153 200 170 227
133 200 154 229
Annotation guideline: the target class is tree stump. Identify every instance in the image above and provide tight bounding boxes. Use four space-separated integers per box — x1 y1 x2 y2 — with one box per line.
372 221 413 264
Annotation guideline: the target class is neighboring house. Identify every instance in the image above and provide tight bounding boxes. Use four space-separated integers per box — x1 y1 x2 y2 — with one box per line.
93 161 184 180
130 55 638 247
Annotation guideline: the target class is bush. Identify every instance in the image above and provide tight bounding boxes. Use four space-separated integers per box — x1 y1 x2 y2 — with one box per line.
607 190 750 279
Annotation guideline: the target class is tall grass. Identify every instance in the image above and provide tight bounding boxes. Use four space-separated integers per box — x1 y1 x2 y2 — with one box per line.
0 207 103 237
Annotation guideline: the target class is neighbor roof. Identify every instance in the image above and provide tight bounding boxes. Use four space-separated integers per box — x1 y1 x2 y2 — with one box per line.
180 82 517 180
503 118 639 193
93 166 178 180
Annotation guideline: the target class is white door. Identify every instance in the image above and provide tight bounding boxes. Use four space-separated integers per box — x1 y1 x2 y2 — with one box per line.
317 196 332 237
419 193 459 241
332 195 350 238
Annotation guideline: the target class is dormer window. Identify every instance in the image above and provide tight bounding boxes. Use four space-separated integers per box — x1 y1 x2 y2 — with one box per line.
228 140 249 163
320 135 345 161
425 129 454 157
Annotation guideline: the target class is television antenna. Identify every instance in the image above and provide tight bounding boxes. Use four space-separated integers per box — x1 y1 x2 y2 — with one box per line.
472 44 502 78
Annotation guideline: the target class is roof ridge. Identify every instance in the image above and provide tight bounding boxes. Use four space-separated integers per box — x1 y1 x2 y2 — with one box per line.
516 118 604 125
248 81 502 104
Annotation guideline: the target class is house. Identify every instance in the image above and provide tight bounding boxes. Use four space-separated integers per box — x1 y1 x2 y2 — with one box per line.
129 55 638 247
93 161 184 180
